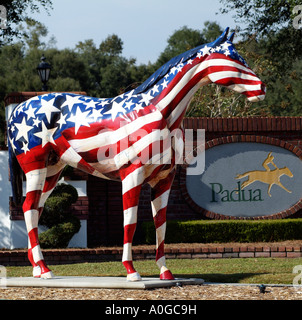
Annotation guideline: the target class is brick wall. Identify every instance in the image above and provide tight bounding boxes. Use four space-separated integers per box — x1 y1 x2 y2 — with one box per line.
1 244 301 267
85 117 302 247
7 116 302 247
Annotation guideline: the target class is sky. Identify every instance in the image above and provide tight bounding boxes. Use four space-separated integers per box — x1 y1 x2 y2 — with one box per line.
34 0 240 65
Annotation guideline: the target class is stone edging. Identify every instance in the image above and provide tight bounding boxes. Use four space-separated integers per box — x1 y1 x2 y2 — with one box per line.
1 245 301 267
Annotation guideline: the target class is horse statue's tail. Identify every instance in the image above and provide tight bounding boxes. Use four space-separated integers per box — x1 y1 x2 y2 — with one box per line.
8 139 23 206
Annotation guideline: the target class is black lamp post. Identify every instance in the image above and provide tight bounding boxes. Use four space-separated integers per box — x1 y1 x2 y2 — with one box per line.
37 54 51 91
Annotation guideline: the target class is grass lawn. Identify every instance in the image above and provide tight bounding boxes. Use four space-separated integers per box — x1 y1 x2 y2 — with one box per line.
6 257 302 284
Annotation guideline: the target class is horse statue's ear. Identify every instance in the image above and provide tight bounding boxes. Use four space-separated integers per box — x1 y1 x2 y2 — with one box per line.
228 32 235 42
222 27 230 40
212 27 229 46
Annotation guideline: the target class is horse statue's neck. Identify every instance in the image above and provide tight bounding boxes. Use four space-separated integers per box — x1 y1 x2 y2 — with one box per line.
146 60 211 130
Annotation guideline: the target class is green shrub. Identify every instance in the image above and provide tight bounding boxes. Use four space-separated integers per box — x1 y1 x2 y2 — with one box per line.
39 183 81 248
142 219 302 244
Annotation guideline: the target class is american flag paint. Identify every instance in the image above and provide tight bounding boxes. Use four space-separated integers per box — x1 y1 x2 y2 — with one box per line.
8 28 266 280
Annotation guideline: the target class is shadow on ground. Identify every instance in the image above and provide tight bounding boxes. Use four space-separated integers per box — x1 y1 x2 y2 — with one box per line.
173 273 267 283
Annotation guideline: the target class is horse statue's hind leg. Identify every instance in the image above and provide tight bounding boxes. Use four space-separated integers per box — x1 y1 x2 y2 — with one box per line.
150 169 175 280
23 164 54 278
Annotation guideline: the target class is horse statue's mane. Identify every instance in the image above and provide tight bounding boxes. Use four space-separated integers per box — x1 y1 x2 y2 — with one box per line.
133 28 232 95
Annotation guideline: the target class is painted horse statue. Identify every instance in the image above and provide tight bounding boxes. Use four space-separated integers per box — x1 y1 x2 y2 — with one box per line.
7 28 266 280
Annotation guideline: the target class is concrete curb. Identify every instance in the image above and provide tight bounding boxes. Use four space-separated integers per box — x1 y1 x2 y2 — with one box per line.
4 276 204 290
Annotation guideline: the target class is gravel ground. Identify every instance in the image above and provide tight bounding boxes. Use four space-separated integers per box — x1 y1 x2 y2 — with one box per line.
2 241 302 301
1 284 302 300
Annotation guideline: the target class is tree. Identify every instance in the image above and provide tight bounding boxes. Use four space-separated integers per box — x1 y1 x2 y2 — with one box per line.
75 34 154 98
49 48 89 92
219 0 302 72
219 0 302 115
0 42 25 143
99 34 123 56
99 55 137 97
156 22 223 67
219 0 299 36
22 18 48 50
258 59 302 116
156 26 205 66
75 39 102 96
202 21 223 42
0 0 53 47
39 183 80 249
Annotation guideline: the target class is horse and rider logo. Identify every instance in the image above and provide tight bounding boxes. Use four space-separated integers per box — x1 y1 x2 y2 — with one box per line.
236 152 293 197
210 152 293 203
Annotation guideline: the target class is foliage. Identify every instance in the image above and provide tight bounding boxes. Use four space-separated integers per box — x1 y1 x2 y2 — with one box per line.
156 26 206 66
38 183 80 249
142 219 302 244
99 34 123 56
2 18 302 145
186 85 266 118
0 0 53 47
218 0 302 116
219 0 302 72
156 22 222 66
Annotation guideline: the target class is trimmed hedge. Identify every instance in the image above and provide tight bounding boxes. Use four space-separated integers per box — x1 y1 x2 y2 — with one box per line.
142 219 302 244
39 183 80 248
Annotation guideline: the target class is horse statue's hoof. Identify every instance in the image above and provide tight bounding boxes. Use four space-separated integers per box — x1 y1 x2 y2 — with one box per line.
33 266 41 278
127 272 142 281
160 270 175 280
41 270 55 279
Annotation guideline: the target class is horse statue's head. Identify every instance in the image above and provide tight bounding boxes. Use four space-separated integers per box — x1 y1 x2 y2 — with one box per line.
202 27 266 102
136 27 266 108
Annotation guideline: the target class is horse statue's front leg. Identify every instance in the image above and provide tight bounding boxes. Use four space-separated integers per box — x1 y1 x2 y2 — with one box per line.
150 169 176 280
121 168 143 281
